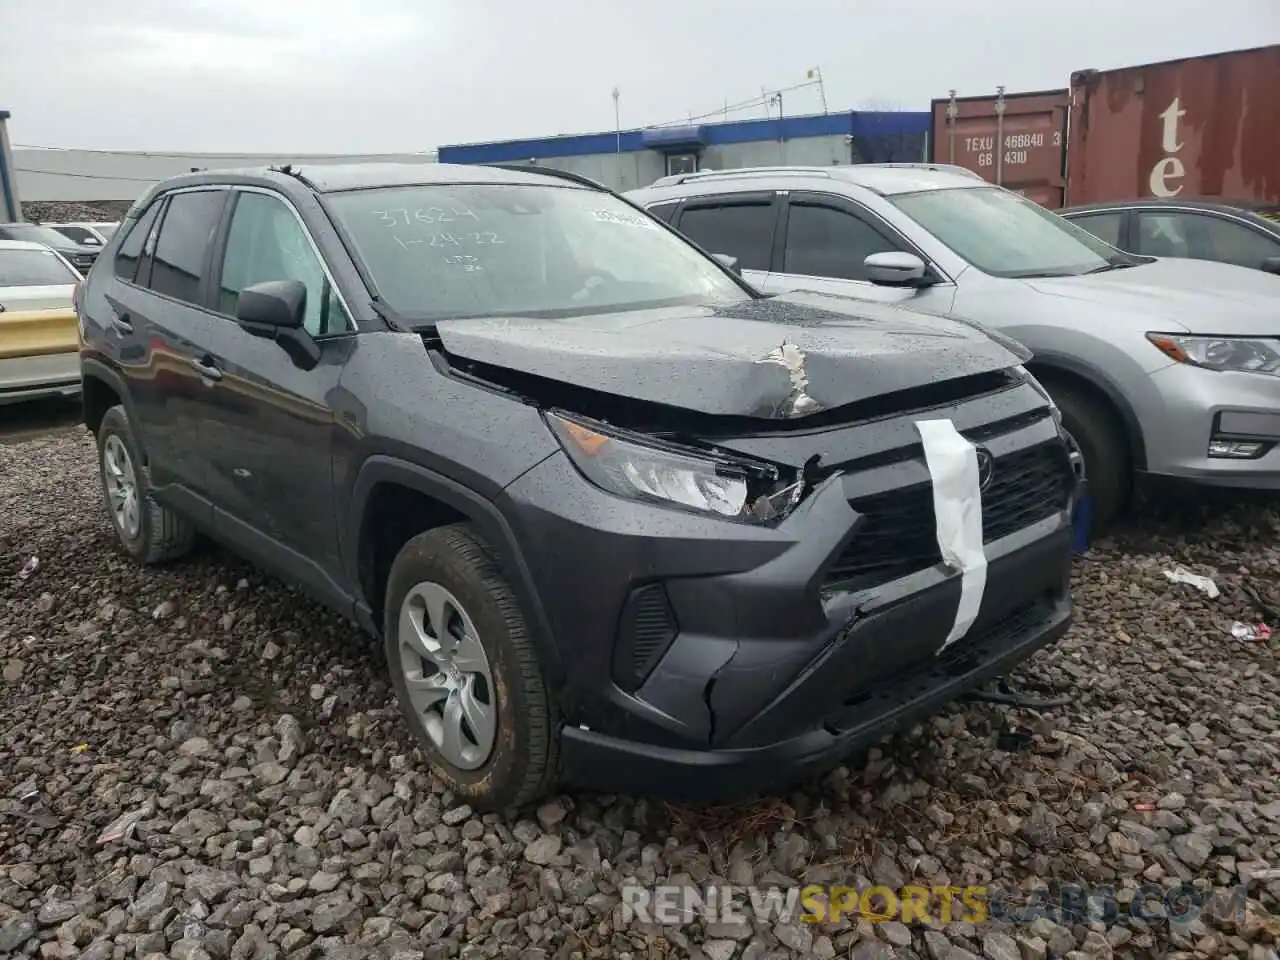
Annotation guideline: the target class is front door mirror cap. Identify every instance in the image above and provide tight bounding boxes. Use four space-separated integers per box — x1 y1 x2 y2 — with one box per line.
864 251 931 288
1261 256 1280 276
236 279 307 330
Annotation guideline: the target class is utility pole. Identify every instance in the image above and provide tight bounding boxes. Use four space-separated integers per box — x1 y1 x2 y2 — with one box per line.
612 87 621 189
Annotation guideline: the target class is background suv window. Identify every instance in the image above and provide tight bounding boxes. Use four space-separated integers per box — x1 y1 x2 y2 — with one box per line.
677 200 774 271
783 203 900 281
149 191 224 305
218 192 347 337
1137 210 1280 268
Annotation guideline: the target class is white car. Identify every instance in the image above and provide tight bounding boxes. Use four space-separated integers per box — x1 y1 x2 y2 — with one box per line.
0 238 83 404
47 221 120 247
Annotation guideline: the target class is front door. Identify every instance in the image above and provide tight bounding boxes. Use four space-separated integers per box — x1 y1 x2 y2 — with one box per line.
194 188 356 603
760 192 957 315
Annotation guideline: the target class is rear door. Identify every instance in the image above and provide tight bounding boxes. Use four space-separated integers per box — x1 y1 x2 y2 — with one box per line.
668 192 779 288
114 187 231 516
764 191 957 314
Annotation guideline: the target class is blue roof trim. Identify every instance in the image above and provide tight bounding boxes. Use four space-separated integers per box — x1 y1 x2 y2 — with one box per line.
438 110 930 165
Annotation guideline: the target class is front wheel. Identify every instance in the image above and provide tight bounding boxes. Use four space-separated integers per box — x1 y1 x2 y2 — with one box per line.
1045 382 1131 535
383 524 559 809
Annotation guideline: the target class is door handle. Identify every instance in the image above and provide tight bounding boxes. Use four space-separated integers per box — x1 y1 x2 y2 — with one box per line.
188 356 223 381
110 312 133 333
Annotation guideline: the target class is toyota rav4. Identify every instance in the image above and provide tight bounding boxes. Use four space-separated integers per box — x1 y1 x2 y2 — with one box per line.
77 162 1078 808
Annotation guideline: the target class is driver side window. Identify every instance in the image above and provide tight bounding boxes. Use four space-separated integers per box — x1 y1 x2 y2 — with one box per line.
219 192 349 337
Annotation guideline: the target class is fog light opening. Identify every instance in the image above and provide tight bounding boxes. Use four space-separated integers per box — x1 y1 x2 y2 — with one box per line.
1208 438 1267 459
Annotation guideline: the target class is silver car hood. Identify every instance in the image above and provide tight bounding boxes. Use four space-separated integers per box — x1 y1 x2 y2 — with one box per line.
1024 257 1280 335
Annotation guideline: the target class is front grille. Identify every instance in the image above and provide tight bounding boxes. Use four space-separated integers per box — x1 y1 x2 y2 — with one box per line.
824 442 1071 589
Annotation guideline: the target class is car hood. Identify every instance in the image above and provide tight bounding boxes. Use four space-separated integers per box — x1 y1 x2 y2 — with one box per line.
435 291 1028 419
1023 257 1280 335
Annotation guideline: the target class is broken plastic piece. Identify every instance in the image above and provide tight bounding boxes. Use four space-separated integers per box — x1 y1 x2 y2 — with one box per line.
96 803 152 845
1230 621 1272 642
964 677 1073 708
18 556 38 580
915 419 987 652
1162 566 1219 598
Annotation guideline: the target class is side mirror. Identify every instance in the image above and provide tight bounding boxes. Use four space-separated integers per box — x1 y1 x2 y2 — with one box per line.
1261 257 1280 276
236 279 307 330
712 253 743 277
865 251 930 287
235 279 319 370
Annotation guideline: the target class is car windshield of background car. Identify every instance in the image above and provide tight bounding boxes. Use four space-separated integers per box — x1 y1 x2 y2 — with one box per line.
0 248 81 286
893 186 1121 278
325 183 747 322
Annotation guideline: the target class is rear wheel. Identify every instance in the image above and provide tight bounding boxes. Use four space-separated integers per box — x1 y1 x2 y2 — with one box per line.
1042 380 1131 535
96 405 195 564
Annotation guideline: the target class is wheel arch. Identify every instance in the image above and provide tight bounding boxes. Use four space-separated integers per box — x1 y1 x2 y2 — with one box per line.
1025 352 1147 471
348 455 565 687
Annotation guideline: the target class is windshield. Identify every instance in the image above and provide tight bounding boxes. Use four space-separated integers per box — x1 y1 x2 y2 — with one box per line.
0 248 80 286
52 225 101 245
0 224 76 248
324 183 747 321
892 186 1126 278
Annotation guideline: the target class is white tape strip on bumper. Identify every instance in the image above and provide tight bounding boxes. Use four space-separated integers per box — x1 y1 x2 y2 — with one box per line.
915 418 987 653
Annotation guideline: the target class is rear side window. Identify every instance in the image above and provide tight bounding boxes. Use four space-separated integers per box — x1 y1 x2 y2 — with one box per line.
783 202 900 281
148 191 225 305
677 201 774 271
114 202 163 282
1070 212 1125 248
0 248 80 286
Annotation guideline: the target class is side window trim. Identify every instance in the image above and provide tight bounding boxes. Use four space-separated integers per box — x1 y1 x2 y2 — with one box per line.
209 186 355 337
780 191 953 284
113 197 164 285
671 191 780 272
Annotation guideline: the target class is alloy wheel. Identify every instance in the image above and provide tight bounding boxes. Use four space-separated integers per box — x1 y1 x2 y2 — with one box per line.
397 581 498 770
103 434 141 540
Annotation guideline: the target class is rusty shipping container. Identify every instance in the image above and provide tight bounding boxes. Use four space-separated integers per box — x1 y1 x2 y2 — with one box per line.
930 89 1069 208
1066 45 1280 207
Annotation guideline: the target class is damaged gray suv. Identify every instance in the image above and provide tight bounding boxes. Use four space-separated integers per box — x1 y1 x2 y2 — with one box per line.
77 162 1079 808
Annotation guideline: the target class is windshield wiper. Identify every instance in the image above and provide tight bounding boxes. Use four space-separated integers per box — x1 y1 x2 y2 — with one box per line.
370 297 436 334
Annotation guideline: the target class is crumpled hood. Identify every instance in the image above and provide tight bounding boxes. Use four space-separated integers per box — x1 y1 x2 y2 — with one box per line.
436 291 1028 419
1025 257 1280 335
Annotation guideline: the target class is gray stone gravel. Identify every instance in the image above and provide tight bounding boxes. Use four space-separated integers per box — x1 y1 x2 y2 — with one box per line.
2 428 1279 959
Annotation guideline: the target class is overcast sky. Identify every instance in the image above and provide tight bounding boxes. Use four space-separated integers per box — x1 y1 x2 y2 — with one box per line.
1 0 1277 153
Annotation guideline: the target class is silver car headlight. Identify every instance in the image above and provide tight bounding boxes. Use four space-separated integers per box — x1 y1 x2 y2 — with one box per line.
1147 333 1280 375
546 410 803 522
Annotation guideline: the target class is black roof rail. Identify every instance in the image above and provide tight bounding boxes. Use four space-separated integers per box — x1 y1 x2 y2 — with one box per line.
483 163 609 192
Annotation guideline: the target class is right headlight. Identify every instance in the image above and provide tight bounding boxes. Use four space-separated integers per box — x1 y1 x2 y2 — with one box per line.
545 410 803 522
1147 333 1280 376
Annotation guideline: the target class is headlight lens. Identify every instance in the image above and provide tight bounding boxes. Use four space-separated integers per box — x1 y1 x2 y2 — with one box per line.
546 411 801 522
1147 333 1280 375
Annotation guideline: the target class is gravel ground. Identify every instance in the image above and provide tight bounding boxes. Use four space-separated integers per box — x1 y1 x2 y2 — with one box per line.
2 427 1278 960
20 201 133 224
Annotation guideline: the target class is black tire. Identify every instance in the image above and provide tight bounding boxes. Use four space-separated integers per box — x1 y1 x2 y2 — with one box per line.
384 523 558 809
96 405 195 564
1042 380 1131 535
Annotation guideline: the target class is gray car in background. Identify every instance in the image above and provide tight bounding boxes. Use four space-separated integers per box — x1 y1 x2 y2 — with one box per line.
628 165 1280 532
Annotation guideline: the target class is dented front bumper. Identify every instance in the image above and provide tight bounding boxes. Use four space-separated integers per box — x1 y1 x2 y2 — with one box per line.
500 433 1074 801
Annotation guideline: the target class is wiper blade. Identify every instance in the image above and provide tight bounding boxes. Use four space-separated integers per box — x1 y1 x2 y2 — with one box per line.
370 297 434 334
